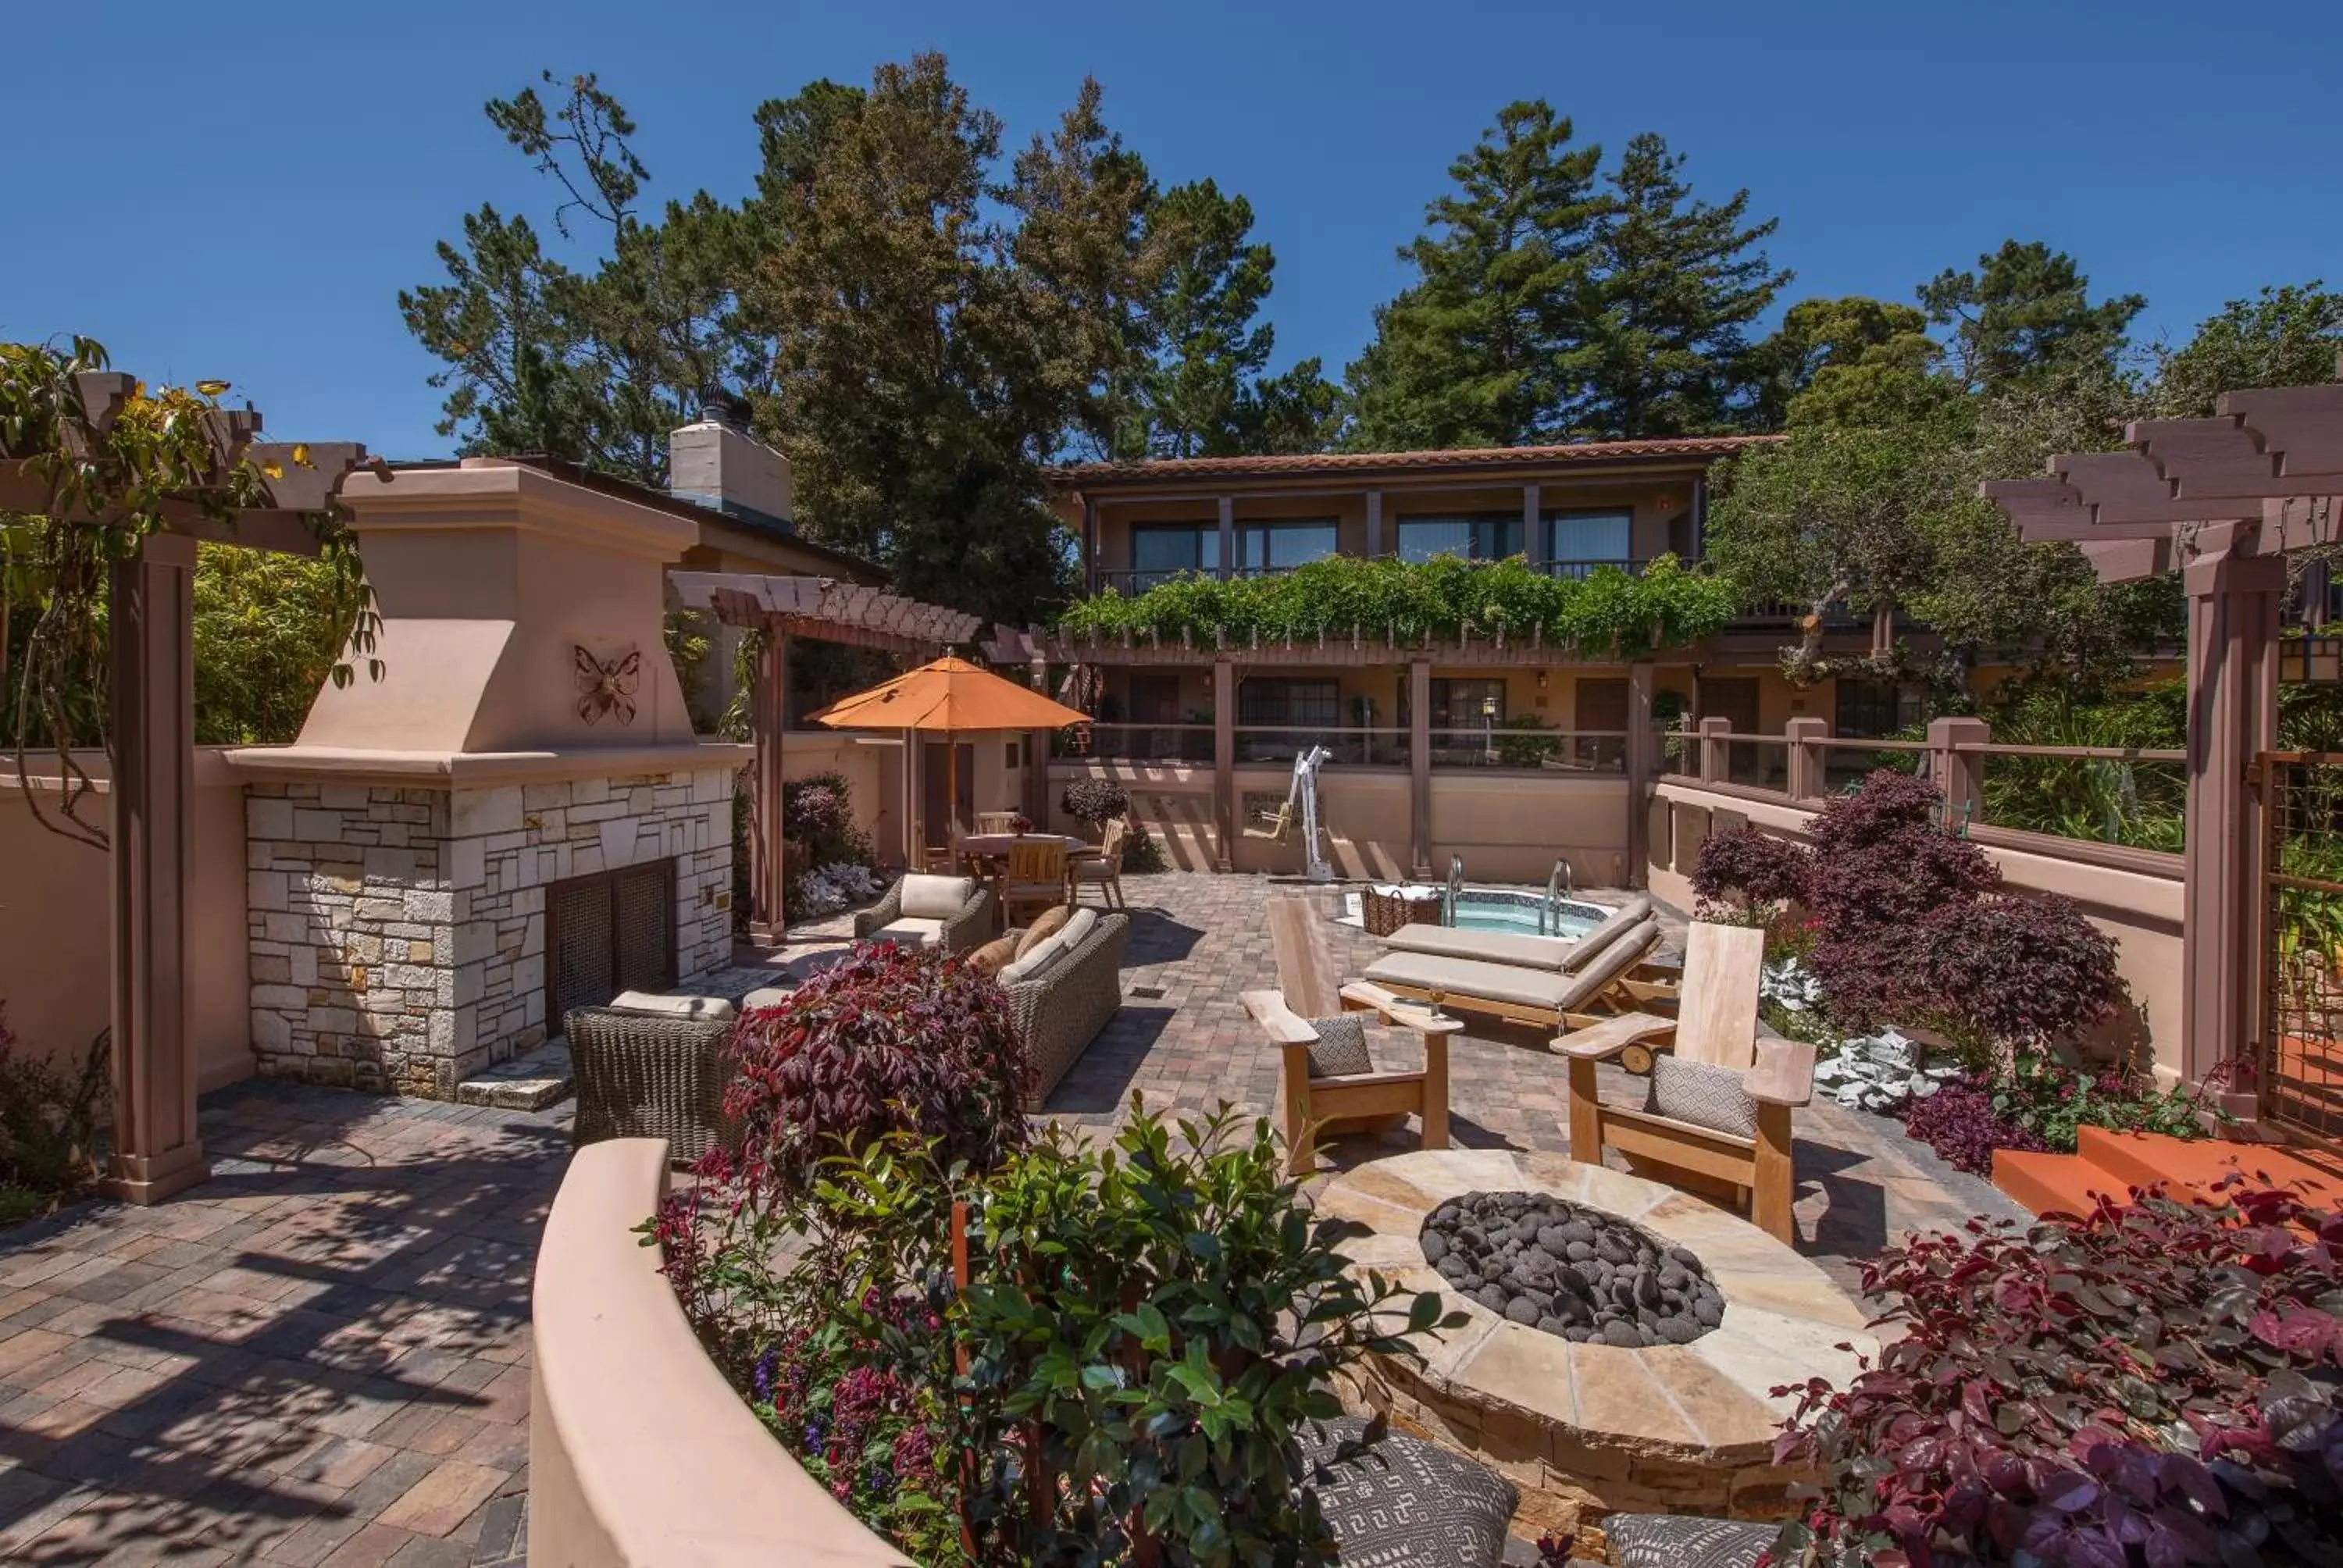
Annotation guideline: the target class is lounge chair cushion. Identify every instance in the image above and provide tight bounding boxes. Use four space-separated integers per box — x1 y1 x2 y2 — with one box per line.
1304 1015 1375 1078
1560 893 1655 974
1603 1513 1774 1568
1361 951 1578 1011
1013 903 1073 960
740 986 793 1011
608 991 736 1023
865 916 946 949
1644 1054 1757 1140
1296 1417 1516 1568
967 934 1022 976
900 874 977 920
1378 925 1573 971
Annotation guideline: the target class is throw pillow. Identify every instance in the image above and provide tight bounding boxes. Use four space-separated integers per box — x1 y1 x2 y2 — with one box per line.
609 991 736 1022
967 934 1022 977
1058 907 1099 950
1604 1513 1774 1568
1303 1014 1375 1079
900 874 975 920
1644 1054 1758 1140
1014 903 1072 960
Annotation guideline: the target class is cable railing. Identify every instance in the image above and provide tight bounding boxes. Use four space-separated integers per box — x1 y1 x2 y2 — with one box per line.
1426 728 1627 772
1061 723 1214 763
1957 741 2187 852
1234 726 1410 768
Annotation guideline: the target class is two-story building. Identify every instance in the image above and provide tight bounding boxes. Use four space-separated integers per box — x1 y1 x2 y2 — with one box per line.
997 437 1949 886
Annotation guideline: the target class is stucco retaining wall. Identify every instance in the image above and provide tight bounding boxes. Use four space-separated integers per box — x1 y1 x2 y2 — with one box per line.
530 1138 911 1567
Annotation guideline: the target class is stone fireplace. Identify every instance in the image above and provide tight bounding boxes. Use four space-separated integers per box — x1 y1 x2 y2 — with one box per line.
226 458 753 1095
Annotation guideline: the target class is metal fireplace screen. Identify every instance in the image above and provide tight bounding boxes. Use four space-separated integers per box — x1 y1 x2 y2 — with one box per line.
547 858 677 1030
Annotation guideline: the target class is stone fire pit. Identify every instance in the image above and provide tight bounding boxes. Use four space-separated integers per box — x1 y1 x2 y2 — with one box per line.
1317 1149 1877 1545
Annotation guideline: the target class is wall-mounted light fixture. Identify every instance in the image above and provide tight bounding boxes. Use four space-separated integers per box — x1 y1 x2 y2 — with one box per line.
1535 668 1549 693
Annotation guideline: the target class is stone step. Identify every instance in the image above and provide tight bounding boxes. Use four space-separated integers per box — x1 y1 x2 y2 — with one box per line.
455 1041 574 1111
1993 1130 2343 1220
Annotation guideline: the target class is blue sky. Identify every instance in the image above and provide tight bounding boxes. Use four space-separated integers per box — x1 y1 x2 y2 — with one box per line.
7 1 2339 459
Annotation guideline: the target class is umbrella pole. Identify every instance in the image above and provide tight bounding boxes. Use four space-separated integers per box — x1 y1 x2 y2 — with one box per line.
947 731 958 836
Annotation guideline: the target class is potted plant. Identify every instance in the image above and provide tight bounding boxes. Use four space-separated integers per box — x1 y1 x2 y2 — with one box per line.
1058 777 1130 843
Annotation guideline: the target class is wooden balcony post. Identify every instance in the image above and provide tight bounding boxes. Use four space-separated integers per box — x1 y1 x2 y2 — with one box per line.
1785 716 1829 802
1626 662 1656 888
1409 660 1432 876
105 533 207 1204
1926 716 1987 832
1696 716 1731 783
1522 484 1542 568
1216 497 1235 582
749 630 790 938
2183 547 2284 1085
1081 495 1099 594
1212 658 1235 871
1365 490 1384 558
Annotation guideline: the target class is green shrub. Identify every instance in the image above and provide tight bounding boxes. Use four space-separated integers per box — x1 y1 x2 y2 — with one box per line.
659 1102 1460 1565
0 1005 109 1208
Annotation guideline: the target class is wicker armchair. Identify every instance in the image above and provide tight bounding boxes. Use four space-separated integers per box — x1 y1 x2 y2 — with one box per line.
1006 912 1129 1107
565 1006 736 1165
852 874 992 953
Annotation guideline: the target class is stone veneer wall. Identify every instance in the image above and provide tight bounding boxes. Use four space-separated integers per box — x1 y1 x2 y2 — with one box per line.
248 766 736 1095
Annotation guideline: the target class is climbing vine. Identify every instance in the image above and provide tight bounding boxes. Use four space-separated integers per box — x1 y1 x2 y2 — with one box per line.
1057 552 1739 657
0 337 378 846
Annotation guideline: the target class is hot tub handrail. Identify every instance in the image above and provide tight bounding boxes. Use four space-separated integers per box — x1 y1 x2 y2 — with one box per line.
1443 853 1464 925
1540 858 1573 934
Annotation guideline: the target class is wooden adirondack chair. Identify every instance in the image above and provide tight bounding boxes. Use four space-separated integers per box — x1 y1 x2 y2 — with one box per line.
1243 894 1457 1177
1553 922 1816 1242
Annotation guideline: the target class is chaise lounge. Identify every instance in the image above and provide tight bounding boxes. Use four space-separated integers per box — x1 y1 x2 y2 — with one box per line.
1360 894 1670 1029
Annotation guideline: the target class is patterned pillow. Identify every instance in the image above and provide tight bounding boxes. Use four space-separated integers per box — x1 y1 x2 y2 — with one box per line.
1644 1054 1757 1139
1295 1417 1516 1568
1605 1513 1776 1568
1304 1015 1375 1078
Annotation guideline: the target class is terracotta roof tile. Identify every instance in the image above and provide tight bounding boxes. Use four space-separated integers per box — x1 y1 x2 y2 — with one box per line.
1045 434 1779 486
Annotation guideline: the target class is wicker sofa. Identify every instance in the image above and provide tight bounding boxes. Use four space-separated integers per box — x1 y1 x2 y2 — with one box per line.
853 873 992 953
1002 911 1129 1108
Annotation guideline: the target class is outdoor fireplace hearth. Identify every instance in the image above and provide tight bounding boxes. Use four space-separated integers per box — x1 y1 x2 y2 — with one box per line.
1319 1149 1877 1548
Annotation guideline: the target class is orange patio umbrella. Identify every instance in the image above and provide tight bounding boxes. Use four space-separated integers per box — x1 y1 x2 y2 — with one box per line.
809 656 1089 836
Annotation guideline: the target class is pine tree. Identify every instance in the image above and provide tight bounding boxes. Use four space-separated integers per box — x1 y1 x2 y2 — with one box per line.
1344 102 1606 450
1573 133 1790 438
2150 281 2343 418
1918 240 2143 393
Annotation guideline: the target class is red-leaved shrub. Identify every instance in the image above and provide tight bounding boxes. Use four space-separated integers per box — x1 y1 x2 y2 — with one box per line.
1898 1075 2046 1174
1689 825 1811 913
1908 893 2126 1055
721 943 1030 1195
1773 1181 2343 1567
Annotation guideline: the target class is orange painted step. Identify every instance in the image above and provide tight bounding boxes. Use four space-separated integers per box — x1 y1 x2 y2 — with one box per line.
1992 1149 2120 1219
2075 1128 2343 1208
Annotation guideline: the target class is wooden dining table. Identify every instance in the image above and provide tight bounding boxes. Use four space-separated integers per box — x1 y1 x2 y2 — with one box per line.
954 832 1091 871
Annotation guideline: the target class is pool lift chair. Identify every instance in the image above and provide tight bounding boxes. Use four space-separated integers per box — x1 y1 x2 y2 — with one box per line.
1246 743 1335 882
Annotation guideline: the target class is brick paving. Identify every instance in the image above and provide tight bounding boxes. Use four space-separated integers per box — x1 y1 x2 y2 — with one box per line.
0 871 2020 1562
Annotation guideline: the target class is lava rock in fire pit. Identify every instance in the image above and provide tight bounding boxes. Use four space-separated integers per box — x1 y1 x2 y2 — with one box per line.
1420 1190 1724 1347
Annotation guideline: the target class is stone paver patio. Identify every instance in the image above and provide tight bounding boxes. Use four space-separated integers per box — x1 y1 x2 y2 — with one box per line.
0 871 2022 1561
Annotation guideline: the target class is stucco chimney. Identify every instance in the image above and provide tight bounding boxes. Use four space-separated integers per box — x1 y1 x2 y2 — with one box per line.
669 392 793 530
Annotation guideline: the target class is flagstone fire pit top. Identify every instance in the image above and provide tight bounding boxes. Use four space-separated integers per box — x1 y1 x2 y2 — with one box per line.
1318 1148 1878 1541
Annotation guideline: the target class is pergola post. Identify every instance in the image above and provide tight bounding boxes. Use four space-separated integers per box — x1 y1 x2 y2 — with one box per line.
750 631 789 937
1625 662 1656 886
1784 715 1828 804
104 534 207 1204
1408 659 1432 877
1927 717 1988 829
2183 545 2284 1085
1212 659 1235 871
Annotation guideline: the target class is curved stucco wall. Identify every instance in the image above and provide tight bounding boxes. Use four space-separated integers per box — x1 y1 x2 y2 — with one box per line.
529 1139 913 1566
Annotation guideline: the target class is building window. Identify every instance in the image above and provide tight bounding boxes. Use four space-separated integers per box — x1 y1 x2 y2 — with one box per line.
1238 678 1339 727
1835 678 1923 739
1428 679 1507 730
1129 522 1219 590
1234 519 1337 574
1396 512 1523 562
1543 509 1634 576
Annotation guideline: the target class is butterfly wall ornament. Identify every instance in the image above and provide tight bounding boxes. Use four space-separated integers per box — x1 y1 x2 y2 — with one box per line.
574 646 642 726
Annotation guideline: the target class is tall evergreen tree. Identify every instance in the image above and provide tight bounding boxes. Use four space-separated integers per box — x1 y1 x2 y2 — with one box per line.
1572 133 1791 437
1742 295 1941 430
1918 239 2143 393
2150 281 2343 418
1343 102 1606 450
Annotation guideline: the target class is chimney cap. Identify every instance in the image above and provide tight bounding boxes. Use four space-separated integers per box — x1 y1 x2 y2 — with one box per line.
699 388 754 432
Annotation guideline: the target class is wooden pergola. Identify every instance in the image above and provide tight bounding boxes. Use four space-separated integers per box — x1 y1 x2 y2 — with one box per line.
668 572 981 935
1984 382 2342 1089
0 370 383 1203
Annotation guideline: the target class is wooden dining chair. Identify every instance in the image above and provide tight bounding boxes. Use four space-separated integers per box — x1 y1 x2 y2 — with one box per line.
1072 819 1127 909
974 811 1022 834
998 839 1071 925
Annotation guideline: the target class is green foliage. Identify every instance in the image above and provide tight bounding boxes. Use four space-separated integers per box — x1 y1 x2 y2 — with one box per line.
1742 294 1944 430
1985 1051 2212 1153
1058 551 1735 656
662 1102 1459 1564
191 547 369 745
1919 238 2145 392
1345 105 1788 444
1120 823 1169 874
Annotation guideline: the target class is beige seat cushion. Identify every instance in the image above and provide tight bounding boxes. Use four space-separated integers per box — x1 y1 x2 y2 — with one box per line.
967 934 1022 976
1560 894 1655 974
1360 952 1577 1011
1014 904 1073 960
1379 925 1573 972
608 991 736 1022
864 916 946 948
1000 932 1072 985
900 874 976 920
1058 907 1100 950
740 986 793 1011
